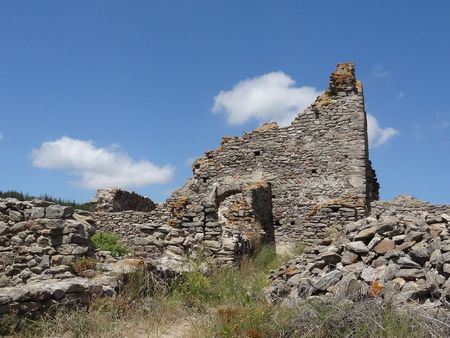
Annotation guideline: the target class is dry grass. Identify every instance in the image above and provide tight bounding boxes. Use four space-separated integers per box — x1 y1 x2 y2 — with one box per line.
2 244 449 338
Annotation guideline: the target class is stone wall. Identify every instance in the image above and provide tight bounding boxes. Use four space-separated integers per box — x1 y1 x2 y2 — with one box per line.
0 198 95 287
0 258 146 319
168 63 378 245
90 188 156 212
93 181 274 269
371 195 450 217
92 63 379 255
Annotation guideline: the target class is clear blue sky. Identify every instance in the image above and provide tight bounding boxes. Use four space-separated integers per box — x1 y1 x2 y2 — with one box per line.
0 1 449 204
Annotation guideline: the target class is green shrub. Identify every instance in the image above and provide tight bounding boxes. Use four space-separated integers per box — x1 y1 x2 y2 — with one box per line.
91 232 129 257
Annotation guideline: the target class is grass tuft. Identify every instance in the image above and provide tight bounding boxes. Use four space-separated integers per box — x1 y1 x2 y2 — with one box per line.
91 232 130 257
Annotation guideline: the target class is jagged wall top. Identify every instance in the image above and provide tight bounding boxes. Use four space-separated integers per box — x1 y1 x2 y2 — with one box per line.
171 63 379 243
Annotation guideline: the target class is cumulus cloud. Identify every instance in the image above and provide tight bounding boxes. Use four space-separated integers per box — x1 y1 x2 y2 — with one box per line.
213 72 397 147
212 71 321 126
32 137 174 189
367 114 398 147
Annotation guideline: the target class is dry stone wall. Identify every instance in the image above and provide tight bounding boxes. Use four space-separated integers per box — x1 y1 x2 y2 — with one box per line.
169 63 378 245
93 181 274 270
92 64 380 263
0 198 95 288
0 198 151 319
0 259 146 319
90 188 156 212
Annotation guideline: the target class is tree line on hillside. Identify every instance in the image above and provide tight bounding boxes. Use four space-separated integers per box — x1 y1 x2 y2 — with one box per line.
0 190 91 211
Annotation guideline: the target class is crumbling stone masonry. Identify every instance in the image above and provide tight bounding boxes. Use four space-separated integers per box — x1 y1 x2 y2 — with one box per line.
0 197 147 318
93 181 274 269
170 63 379 246
93 63 379 268
90 188 156 212
0 199 97 287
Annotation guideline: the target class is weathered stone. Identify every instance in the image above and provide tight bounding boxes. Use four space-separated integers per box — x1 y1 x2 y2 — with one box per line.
361 267 376 282
45 205 74 219
396 241 416 252
346 241 368 253
355 226 377 240
395 268 425 280
341 250 359 265
320 252 341 265
373 239 395 255
9 210 23 222
384 278 405 301
409 245 430 265
397 256 421 268
313 270 342 291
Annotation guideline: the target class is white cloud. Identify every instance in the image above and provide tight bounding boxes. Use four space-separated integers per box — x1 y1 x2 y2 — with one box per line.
212 72 321 126
372 65 390 78
367 114 398 147
32 137 174 190
212 71 397 147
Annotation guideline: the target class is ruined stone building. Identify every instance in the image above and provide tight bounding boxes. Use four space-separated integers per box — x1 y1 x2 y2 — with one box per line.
2 64 450 318
93 63 380 267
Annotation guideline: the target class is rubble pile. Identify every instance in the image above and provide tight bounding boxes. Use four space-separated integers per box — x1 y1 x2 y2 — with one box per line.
266 207 450 315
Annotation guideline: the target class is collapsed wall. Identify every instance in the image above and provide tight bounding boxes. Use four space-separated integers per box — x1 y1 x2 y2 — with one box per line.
93 181 274 270
266 196 450 315
170 63 378 245
92 63 379 268
90 188 156 212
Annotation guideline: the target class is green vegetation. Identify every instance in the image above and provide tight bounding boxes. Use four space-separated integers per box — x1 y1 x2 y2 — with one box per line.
1 243 447 337
0 190 91 210
91 232 130 257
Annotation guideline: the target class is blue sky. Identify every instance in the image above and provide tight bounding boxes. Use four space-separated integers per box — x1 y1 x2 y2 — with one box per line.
0 1 449 204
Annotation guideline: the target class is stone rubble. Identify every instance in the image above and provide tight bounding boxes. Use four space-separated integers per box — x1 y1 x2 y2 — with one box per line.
265 196 450 316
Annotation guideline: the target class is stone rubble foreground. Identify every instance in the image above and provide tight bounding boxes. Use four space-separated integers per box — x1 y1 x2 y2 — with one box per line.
265 196 450 316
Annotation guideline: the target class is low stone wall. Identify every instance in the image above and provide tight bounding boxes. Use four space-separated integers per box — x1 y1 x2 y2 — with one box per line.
0 198 95 287
371 195 450 217
93 181 275 269
0 277 112 318
0 259 145 319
